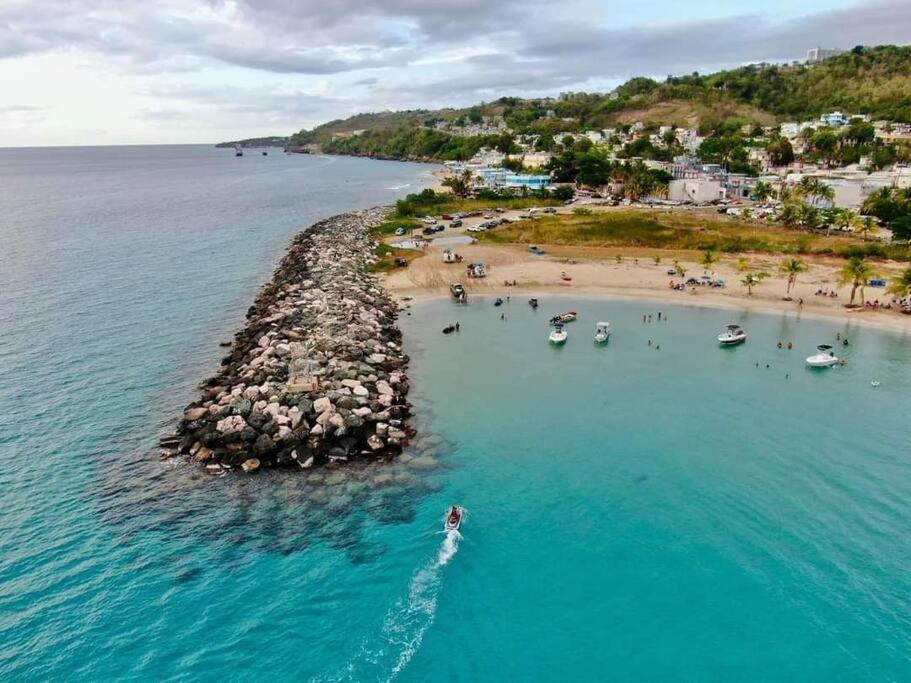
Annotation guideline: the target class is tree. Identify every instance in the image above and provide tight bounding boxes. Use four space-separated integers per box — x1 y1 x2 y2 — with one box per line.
838 256 877 306
653 255 662 265
442 170 472 198
674 260 686 278
551 185 575 201
779 258 807 297
736 257 750 272
810 130 839 167
766 136 794 167
796 177 834 204
753 181 775 201
857 215 878 242
888 267 911 301
741 271 769 295
701 250 718 273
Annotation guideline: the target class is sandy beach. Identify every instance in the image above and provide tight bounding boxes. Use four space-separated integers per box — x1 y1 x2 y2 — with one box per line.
381 208 911 334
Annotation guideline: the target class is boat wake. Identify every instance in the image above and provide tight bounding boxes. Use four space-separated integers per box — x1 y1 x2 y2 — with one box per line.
384 183 411 191
331 529 461 682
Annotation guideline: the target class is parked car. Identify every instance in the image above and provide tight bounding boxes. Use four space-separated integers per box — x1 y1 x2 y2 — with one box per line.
449 219 463 228
422 227 435 235
394 227 406 236
543 207 557 214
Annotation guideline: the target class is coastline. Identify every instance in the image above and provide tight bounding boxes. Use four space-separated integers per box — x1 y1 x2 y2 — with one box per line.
382 241 911 335
163 208 416 472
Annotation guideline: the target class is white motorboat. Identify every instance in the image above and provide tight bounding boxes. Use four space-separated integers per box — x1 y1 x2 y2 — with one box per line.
806 344 839 367
594 322 611 344
718 324 747 345
549 322 568 344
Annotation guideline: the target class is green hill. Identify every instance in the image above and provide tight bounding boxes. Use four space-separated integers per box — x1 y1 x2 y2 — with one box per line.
286 45 911 161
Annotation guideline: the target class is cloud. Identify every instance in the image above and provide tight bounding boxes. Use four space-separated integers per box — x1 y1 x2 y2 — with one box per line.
1 0 909 144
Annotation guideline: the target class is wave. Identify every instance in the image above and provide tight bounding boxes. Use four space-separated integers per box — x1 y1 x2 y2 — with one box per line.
384 183 411 191
330 528 461 681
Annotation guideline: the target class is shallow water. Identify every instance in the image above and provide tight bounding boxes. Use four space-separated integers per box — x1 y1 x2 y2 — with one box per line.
2 146 911 680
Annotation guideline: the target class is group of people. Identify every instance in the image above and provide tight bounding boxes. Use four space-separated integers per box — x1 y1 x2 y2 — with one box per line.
776 341 794 350
814 289 839 298
642 312 667 323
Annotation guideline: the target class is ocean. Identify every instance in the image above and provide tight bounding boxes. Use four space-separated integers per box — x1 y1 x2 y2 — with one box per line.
1 145 910 680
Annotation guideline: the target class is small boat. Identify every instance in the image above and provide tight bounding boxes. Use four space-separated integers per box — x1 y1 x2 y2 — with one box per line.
494 298 504 307
594 322 611 344
549 322 568 344
234 144 243 157
871 380 881 387
442 325 456 334
718 324 747 346
561 271 572 282
262 150 268 156
550 311 577 324
529 298 539 309
806 344 839 367
445 505 463 531
450 283 465 299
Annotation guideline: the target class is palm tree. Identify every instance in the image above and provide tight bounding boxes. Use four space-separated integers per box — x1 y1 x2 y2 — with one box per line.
741 271 769 296
776 203 800 228
779 258 807 297
442 169 472 198
701 249 718 273
888 267 911 303
674 259 686 278
838 256 877 307
857 215 878 242
753 180 775 201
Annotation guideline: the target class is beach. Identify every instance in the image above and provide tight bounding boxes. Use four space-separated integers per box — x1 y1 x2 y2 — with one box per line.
382 207 911 334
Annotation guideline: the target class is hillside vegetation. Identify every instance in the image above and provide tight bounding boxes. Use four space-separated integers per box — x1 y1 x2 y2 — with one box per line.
286 46 911 160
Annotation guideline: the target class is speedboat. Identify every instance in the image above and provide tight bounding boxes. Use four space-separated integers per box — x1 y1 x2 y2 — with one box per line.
718 324 747 346
550 311 577 324
594 322 611 344
445 505 463 531
806 345 839 367
549 322 568 344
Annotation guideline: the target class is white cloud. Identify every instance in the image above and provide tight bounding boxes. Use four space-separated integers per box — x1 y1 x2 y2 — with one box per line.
0 0 908 145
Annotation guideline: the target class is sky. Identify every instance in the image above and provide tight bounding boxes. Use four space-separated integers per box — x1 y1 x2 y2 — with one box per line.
0 0 909 146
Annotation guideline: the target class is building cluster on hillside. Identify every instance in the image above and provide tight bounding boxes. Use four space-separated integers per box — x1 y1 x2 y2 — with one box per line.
433 115 509 138
459 108 911 212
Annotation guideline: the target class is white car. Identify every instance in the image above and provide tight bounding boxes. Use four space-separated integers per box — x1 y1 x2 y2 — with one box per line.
394 227 406 236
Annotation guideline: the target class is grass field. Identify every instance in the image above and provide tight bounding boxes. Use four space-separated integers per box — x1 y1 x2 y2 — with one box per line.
478 210 910 261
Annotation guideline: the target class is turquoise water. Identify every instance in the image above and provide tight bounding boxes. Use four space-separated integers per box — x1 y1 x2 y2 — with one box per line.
2 146 911 680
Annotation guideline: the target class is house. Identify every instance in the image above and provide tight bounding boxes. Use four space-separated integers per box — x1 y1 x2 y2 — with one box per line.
820 111 848 127
748 147 773 172
806 46 843 63
668 179 724 203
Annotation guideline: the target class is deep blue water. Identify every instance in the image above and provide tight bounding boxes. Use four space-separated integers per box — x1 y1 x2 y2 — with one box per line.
2 146 911 681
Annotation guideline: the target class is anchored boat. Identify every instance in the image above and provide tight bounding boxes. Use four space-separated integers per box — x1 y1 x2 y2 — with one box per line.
550 311 577 324
718 324 747 346
594 322 611 344
806 344 840 367
549 322 568 344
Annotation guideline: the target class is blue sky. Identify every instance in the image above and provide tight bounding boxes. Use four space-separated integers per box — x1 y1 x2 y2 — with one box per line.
0 0 908 146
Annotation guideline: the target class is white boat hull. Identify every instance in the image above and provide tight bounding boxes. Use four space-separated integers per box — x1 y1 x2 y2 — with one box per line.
549 332 567 344
718 335 747 345
594 333 609 344
806 355 839 367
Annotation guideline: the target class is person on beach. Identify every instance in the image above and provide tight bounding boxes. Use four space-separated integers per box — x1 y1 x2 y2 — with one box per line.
455 322 460 332
787 342 792 350
658 312 662 321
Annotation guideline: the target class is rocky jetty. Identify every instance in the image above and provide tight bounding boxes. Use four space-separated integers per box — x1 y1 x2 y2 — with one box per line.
164 208 414 473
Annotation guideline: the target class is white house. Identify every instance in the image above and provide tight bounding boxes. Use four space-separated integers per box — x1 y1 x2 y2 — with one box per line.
668 178 724 203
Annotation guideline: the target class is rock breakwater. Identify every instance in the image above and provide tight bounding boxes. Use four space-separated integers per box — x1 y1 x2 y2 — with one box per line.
164 208 414 473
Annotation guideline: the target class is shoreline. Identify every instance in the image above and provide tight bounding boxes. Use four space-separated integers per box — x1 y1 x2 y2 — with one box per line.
392 287 911 334
162 208 415 473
